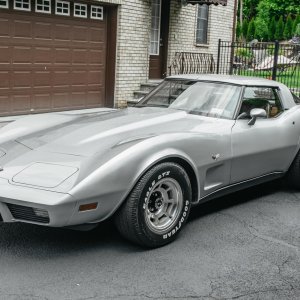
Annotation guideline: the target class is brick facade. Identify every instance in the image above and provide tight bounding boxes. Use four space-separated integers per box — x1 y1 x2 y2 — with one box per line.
97 0 235 107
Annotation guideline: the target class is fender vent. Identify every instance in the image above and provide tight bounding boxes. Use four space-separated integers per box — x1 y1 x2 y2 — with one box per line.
6 204 50 224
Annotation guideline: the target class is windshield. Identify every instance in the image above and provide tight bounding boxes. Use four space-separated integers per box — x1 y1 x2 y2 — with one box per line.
137 80 242 119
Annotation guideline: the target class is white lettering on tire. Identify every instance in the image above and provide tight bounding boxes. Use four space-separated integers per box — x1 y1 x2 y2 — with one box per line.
142 171 171 210
163 200 190 240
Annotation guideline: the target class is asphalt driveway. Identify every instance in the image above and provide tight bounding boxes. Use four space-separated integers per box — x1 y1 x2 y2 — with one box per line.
0 180 299 300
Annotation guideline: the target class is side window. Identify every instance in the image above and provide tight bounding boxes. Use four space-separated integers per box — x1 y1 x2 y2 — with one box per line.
238 87 283 119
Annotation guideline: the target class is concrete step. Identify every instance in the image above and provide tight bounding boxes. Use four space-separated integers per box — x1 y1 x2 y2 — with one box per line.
133 90 149 100
140 81 162 92
132 80 162 102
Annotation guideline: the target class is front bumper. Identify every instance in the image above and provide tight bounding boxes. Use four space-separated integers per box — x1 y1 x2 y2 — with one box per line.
0 178 77 227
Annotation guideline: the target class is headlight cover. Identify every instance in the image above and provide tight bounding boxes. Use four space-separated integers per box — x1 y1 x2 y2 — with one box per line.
12 162 78 188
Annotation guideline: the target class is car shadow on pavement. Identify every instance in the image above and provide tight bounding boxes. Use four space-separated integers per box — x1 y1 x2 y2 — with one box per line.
0 179 290 258
189 179 284 222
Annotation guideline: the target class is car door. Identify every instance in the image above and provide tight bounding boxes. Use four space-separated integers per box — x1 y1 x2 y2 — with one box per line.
230 86 290 183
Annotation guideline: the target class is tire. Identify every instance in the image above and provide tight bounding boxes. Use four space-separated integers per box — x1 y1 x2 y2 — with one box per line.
114 162 192 248
286 151 300 189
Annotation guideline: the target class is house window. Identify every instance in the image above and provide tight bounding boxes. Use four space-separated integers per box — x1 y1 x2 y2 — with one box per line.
91 5 103 20
56 0 70 16
0 0 9 8
74 3 87 18
14 0 31 11
149 0 161 55
196 4 209 44
36 0 51 14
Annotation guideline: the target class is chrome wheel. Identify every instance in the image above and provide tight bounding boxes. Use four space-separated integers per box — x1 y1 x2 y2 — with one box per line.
144 178 183 234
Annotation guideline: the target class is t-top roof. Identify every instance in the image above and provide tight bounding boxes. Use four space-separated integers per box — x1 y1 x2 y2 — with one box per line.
167 74 280 87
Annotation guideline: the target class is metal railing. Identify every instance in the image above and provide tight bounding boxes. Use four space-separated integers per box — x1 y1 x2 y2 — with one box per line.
216 40 300 96
168 52 215 76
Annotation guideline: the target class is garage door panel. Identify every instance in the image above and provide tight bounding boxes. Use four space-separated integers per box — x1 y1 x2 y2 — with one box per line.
88 70 104 86
72 71 87 86
0 96 10 114
12 95 31 112
73 49 88 65
13 20 32 39
53 93 69 109
34 47 53 64
89 50 105 65
87 91 104 106
53 71 70 87
13 71 32 89
34 71 51 88
90 27 105 43
70 92 86 107
32 94 52 110
33 22 52 40
0 47 10 64
54 24 71 41
0 4 108 116
0 72 9 89
0 17 9 36
55 48 71 64
72 26 88 42
13 46 32 64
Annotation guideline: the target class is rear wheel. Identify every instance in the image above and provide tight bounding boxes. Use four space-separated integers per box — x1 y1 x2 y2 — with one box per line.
286 151 300 189
114 162 192 248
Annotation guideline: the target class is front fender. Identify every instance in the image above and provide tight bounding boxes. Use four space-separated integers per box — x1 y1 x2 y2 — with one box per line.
68 134 200 222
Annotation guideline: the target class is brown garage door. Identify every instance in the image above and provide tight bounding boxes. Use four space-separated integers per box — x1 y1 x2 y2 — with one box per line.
0 1 113 116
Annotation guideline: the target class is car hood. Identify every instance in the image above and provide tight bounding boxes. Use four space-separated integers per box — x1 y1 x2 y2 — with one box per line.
0 107 227 192
12 107 195 156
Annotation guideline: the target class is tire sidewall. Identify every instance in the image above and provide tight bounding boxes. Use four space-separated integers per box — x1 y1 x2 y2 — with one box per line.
137 163 192 246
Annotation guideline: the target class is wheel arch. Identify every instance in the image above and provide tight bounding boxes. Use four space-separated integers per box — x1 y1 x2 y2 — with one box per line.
121 154 200 207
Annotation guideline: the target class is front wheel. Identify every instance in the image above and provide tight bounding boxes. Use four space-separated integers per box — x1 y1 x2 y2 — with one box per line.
114 162 192 248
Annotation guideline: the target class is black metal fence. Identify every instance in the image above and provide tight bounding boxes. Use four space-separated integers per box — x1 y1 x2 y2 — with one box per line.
216 40 300 96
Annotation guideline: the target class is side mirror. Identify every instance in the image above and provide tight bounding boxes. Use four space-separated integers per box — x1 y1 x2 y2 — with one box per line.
248 108 267 126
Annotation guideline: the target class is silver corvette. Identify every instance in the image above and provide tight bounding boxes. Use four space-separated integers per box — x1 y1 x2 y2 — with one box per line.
1 74 300 248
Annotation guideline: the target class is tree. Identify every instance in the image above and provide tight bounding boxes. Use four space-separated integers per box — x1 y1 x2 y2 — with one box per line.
274 16 284 40
284 14 293 39
255 18 268 41
242 0 260 20
268 16 276 41
254 0 270 41
293 15 300 35
240 0 300 22
236 21 242 41
247 18 256 41
242 19 249 40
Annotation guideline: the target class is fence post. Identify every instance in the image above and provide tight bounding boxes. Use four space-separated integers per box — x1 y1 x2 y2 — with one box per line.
216 39 221 74
229 41 235 75
272 41 280 81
